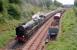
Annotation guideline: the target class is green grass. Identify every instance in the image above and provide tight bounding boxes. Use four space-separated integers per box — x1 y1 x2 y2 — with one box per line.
46 8 77 50
0 30 15 48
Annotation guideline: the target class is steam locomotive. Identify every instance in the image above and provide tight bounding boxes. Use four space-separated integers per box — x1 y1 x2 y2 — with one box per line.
15 14 46 42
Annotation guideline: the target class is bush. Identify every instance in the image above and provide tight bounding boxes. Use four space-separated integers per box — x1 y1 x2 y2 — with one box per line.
0 0 3 12
9 0 20 4
8 4 21 20
74 0 77 7
0 14 5 23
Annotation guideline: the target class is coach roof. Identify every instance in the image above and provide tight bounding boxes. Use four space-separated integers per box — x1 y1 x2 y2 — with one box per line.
54 13 61 17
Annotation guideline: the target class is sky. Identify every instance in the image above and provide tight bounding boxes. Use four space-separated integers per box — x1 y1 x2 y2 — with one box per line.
56 0 74 5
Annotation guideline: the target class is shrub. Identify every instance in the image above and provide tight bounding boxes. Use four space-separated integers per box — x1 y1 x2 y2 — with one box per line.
8 4 21 20
0 14 5 23
9 0 20 4
0 0 3 12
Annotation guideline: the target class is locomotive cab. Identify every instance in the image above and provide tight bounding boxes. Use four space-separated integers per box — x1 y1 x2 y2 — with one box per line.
16 26 25 36
39 15 45 19
15 25 30 42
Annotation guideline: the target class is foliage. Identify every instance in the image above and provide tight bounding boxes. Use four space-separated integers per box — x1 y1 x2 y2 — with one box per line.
0 14 5 23
54 0 62 7
45 0 52 9
8 4 21 20
0 0 3 12
74 0 77 7
9 0 21 4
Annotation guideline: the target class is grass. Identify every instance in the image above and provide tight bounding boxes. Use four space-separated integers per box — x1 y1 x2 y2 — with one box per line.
46 8 77 50
0 30 15 48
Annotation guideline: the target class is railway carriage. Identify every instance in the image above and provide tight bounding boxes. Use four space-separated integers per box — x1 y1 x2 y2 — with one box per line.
53 13 61 25
54 13 61 20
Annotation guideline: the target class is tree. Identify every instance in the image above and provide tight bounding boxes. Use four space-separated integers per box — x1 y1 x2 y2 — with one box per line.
74 0 77 7
9 0 21 4
0 0 3 12
45 0 52 8
54 0 62 6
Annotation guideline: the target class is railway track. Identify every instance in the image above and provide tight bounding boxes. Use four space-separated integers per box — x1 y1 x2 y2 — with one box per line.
22 11 65 50
22 14 54 50
5 13 53 50
5 9 65 50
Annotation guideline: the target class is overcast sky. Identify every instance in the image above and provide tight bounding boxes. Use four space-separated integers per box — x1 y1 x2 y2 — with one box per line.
56 0 74 5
